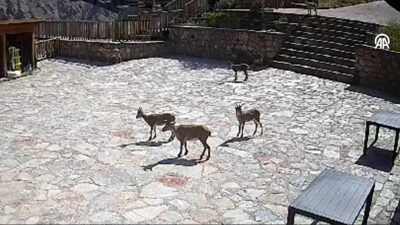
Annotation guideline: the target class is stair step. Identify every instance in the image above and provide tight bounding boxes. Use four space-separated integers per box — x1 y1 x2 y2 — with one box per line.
279 48 355 67
293 30 368 46
275 54 355 74
271 60 355 84
285 42 354 59
298 26 367 40
289 36 354 52
302 21 377 34
304 16 380 30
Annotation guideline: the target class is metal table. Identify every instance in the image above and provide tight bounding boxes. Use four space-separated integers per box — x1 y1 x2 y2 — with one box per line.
287 169 375 225
363 110 400 162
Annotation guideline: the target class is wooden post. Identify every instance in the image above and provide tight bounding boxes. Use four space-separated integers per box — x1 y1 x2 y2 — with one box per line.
0 35 6 78
31 32 36 70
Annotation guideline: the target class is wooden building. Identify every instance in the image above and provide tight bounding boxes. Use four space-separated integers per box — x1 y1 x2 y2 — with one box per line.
0 19 43 78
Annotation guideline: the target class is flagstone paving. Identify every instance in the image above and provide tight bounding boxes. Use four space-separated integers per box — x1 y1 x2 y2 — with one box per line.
0 57 400 224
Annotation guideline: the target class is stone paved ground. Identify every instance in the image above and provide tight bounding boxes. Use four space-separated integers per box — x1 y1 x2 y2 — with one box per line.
1 57 400 224
275 1 400 25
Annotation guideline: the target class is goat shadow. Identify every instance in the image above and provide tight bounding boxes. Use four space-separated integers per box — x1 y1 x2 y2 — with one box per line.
216 75 247 85
218 80 246 85
119 139 171 148
142 157 207 171
219 136 253 147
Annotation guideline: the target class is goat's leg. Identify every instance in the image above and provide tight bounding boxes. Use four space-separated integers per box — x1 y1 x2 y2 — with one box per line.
178 141 184 157
168 131 175 142
234 70 238 82
153 126 157 139
237 122 242 137
206 141 211 160
244 70 249 81
253 120 258 136
184 142 188 156
240 123 245 138
148 126 153 141
200 139 210 160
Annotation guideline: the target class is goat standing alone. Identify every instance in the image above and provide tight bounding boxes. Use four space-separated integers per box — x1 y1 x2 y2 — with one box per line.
229 60 250 82
235 104 263 138
136 108 176 141
162 122 212 160
306 0 318 15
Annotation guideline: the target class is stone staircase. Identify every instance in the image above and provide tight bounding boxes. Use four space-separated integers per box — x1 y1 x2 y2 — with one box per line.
272 16 380 84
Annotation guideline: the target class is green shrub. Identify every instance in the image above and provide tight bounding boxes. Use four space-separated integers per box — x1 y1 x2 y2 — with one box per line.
203 12 231 28
214 0 263 10
379 23 400 52
202 11 264 30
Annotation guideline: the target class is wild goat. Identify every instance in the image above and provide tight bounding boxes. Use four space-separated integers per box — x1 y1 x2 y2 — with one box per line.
162 122 212 160
229 60 250 82
235 104 263 138
136 108 176 141
99 47 122 64
306 0 318 15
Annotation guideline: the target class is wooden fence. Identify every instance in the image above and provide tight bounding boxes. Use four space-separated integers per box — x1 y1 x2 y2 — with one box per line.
217 0 293 8
35 38 59 61
165 0 208 17
35 12 178 41
185 0 208 18
165 0 189 10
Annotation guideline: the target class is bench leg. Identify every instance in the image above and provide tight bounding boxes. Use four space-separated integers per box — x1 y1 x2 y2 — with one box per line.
394 130 399 162
287 207 295 225
363 122 371 155
371 126 380 146
362 184 374 225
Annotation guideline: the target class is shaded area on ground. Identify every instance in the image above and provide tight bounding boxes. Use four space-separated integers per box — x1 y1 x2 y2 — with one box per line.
356 147 395 172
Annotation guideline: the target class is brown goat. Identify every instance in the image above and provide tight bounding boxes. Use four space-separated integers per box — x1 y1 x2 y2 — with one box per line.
136 107 176 141
162 122 212 160
229 60 250 82
235 104 263 138
99 47 122 64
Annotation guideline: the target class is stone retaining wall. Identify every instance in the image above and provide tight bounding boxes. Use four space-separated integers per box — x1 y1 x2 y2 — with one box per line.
169 25 286 65
35 39 167 63
58 40 167 63
355 44 400 95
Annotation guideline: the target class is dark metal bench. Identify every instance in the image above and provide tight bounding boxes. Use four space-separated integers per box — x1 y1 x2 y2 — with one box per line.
287 169 375 225
363 110 400 162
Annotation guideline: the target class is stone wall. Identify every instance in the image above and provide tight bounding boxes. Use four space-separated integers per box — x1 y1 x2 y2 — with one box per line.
169 25 285 65
355 44 400 95
58 40 167 63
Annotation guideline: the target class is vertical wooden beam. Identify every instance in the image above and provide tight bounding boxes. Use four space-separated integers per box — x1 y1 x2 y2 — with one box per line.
31 31 36 70
0 35 6 78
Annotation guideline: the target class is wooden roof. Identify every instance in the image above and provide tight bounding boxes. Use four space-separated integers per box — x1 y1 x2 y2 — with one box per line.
0 19 45 35
0 19 44 26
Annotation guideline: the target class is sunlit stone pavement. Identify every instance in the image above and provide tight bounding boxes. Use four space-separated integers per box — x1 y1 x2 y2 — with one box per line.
0 57 400 224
